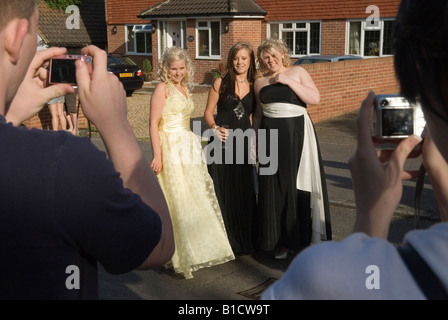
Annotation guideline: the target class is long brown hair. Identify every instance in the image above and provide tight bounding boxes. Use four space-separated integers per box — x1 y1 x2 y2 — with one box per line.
220 41 256 101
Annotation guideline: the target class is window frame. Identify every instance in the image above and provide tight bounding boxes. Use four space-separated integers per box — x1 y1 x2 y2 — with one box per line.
267 21 322 57
345 18 396 57
195 20 222 59
125 24 153 56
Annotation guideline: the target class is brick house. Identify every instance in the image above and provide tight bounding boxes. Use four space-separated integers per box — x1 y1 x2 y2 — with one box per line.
106 0 161 70
106 0 400 81
24 0 107 130
105 0 402 122
37 0 107 52
138 0 267 83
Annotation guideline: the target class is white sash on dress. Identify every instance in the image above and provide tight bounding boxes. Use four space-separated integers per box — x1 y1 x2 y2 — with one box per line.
262 102 327 243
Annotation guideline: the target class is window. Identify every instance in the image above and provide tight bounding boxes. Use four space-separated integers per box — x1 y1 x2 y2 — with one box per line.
126 24 153 55
197 20 221 58
268 22 321 56
347 20 396 57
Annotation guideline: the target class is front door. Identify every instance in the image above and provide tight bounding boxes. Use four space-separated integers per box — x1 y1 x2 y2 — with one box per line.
166 21 181 47
160 20 186 55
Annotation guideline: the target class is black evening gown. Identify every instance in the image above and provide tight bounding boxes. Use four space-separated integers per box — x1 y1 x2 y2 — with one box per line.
207 91 257 255
257 83 332 252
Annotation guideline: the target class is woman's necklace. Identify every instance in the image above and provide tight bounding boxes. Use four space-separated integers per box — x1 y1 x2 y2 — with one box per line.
237 79 248 84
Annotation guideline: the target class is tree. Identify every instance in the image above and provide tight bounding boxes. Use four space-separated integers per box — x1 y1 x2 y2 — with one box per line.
44 0 81 10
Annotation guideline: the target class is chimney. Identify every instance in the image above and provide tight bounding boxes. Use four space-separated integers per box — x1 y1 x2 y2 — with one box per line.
229 0 238 13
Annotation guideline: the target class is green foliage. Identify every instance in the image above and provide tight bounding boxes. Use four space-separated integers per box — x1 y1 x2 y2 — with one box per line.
44 0 81 10
213 61 226 79
213 71 224 80
142 59 153 73
142 59 153 81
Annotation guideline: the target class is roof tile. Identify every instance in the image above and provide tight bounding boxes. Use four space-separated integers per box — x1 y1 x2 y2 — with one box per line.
38 0 107 49
139 0 266 18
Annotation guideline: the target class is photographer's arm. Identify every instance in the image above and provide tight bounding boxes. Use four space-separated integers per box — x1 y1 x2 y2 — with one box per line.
5 47 74 126
75 46 174 269
348 91 422 238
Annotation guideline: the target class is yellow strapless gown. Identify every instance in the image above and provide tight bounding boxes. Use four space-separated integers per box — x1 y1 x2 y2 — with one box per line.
156 84 235 279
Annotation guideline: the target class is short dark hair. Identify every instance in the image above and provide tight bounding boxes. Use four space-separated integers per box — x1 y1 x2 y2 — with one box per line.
394 0 448 122
0 0 36 32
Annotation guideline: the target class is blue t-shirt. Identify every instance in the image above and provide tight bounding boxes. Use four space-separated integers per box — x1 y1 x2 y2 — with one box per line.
0 116 162 299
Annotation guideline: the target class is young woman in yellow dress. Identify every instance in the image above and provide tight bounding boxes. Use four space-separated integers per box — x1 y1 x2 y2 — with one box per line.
149 46 235 279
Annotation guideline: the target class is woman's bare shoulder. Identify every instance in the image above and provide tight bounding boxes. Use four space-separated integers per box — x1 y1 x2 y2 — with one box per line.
212 77 223 92
154 81 167 91
290 65 312 76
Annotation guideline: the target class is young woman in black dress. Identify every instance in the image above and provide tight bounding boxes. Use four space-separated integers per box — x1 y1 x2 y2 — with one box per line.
204 41 258 255
253 39 332 259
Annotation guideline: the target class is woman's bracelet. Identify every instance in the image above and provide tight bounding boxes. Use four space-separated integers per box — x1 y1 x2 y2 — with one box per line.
211 123 218 129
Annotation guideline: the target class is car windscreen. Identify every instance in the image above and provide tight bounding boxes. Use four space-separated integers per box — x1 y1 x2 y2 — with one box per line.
107 56 137 66
297 59 330 64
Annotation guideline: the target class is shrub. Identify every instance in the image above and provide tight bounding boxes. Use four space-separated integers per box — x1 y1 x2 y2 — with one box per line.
142 59 153 81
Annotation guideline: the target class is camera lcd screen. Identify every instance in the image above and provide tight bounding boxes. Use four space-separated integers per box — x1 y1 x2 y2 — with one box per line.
381 108 414 137
50 59 77 84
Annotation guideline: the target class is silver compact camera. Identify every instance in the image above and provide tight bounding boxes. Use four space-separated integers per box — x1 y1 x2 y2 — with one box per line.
371 94 426 140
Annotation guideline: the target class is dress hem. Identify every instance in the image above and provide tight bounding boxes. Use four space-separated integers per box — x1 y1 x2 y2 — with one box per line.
165 254 235 279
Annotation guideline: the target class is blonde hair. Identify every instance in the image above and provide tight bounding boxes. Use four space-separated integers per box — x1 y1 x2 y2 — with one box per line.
256 39 292 74
157 46 194 91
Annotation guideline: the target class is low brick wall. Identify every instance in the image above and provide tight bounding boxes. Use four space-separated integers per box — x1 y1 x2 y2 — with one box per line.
23 103 89 130
303 56 399 123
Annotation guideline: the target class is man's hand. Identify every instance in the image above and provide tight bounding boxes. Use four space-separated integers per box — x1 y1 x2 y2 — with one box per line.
5 47 74 126
75 45 127 135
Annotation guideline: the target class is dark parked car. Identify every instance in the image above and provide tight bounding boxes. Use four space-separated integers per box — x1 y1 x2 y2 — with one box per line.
107 54 144 96
294 55 362 65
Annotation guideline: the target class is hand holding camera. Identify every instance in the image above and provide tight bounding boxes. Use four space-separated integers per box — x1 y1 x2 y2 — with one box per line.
74 45 128 136
5 47 75 126
348 91 423 238
370 94 426 142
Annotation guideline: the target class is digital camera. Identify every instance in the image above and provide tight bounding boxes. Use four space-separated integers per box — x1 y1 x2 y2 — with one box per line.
370 94 426 140
49 54 93 85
